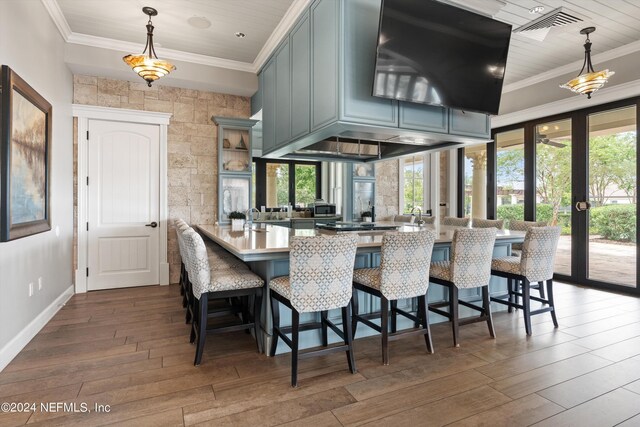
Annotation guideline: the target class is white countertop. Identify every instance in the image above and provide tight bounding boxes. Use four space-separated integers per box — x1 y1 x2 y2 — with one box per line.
197 222 525 259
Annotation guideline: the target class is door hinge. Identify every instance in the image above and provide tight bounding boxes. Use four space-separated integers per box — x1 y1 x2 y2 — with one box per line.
86 267 89 277
86 130 89 140
86 222 89 231
86 176 89 186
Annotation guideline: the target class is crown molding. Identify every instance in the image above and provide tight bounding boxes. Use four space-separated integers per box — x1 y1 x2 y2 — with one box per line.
502 39 640 94
252 0 312 72
66 32 255 73
41 0 71 40
492 78 640 129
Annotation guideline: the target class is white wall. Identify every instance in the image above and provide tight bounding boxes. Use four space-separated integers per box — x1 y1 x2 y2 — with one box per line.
0 0 74 370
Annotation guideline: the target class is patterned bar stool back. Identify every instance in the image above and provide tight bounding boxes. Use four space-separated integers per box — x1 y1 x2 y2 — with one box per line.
520 227 561 283
450 228 497 289
393 215 415 223
182 229 211 300
379 231 436 300
508 220 547 251
472 219 504 229
442 216 471 227
289 234 358 313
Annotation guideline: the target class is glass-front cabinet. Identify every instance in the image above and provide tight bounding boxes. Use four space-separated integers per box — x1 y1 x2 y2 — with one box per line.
347 163 375 221
214 117 258 223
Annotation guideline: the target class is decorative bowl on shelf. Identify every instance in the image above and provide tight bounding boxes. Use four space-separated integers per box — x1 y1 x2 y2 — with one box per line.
224 160 248 171
223 138 231 149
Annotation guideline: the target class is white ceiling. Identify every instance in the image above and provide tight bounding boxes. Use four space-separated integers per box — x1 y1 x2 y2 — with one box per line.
45 0 640 94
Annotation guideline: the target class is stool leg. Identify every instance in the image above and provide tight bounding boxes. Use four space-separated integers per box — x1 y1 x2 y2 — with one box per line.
242 296 251 334
538 280 546 299
189 297 197 344
321 311 329 347
254 289 263 353
381 297 390 365
450 286 460 347
390 300 398 333
507 278 514 313
351 289 359 338
419 294 434 354
482 286 495 338
523 280 532 336
270 294 280 357
547 279 558 328
291 309 300 387
194 293 208 366
342 304 357 374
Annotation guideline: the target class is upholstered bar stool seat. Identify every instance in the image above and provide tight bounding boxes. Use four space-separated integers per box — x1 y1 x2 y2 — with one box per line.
270 234 359 387
442 216 471 227
393 214 415 223
491 226 561 335
428 228 497 347
472 219 504 229
352 231 436 365
183 229 264 366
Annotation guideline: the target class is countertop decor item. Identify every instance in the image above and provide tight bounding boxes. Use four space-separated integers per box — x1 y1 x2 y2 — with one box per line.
228 211 246 231
123 7 176 87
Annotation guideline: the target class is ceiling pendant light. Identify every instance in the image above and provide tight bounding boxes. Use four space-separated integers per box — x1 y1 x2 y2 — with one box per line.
560 27 614 99
123 7 176 87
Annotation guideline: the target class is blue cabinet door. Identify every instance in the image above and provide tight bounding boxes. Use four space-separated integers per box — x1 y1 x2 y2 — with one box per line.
275 40 291 146
399 102 448 133
341 0 397 126
262 58 277 154
251 72 262 117
449 109 491 138
311 0 339 131
290 12 311 140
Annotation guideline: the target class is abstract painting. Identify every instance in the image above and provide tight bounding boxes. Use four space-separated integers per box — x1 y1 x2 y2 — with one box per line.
1 66 52 241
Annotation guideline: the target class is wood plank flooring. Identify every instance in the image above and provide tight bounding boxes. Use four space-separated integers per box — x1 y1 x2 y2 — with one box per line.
1 282 640 426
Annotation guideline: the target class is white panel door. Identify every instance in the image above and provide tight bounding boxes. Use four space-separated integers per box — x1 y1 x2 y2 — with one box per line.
87 120 160 290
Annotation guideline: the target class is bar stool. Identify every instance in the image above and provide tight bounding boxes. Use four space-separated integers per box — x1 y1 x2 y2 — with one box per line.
182 229 264 365
269 234 358 387
472 219 504 229
175 220 190 309
491 226 561 335
352 230 436 365
442 216 471 227
507 220 548 299
428 228 497 347
393 214 415 223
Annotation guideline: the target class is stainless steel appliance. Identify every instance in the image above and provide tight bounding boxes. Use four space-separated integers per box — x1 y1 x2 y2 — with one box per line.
309 200 337 217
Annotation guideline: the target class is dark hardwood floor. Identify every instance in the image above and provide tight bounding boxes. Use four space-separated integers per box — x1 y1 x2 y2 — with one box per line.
1 282 640 426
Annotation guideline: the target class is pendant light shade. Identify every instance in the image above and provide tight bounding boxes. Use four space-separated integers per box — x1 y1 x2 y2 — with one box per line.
123 7 176 87
560 27 614 99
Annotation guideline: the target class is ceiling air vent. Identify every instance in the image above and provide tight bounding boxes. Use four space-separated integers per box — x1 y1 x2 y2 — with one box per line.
514 7 584 41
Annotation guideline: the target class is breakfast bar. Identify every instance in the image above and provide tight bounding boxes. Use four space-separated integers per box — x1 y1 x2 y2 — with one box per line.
197 223 526 353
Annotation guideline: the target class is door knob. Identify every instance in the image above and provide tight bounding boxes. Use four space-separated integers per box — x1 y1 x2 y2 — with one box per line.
575 201 591 212
145 221 158 228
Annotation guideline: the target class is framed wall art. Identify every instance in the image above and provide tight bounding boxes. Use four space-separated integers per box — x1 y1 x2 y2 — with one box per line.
0 65 52 241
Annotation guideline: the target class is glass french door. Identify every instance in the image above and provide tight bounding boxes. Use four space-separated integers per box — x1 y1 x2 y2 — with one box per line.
491 100 639 293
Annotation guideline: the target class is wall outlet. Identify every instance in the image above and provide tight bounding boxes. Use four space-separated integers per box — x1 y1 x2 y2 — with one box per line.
38 277 43 291
28 282 34 297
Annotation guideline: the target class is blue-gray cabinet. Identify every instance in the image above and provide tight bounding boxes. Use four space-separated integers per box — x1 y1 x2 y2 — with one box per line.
399 102 449 133
290 12 310 140
275 40 291 146
341 0 397 126
310 0 339 131
449 109 491 138
261 58 276 153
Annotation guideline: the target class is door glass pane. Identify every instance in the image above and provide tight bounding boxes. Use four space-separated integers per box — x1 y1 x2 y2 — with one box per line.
266 163 289 207
496 129 524 227
295 164 316 207
588 106 636 287
535 119 572 276
464 145 487 218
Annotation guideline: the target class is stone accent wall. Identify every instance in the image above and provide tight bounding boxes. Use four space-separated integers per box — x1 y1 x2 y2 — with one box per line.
375 159 400 220
72 75 250 284
440 151 449 219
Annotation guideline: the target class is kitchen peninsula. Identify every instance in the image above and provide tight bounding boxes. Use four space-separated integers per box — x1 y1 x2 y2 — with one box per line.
198 223 525 353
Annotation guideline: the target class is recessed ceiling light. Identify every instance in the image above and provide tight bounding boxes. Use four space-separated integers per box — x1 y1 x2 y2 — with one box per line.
235 32 246 38
188 16 211 29
529 6 544 14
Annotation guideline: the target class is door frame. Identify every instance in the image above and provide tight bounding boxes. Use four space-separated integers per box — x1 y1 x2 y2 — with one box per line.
73 105 172 293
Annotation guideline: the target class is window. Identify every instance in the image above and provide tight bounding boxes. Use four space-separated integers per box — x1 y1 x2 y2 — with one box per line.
403 156 424 213
496 129 525 226
253 159 320 209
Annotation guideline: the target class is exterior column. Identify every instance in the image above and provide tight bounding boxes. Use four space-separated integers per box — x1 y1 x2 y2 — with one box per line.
266 163 279 207
467 151 487 219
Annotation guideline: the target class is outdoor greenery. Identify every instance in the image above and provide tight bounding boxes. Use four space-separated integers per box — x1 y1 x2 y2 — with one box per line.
403 157 424 213
295 164 317 207
590 205 637 243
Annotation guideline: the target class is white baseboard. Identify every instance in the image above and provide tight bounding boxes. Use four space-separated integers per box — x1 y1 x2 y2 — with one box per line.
0 285 74 372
